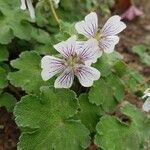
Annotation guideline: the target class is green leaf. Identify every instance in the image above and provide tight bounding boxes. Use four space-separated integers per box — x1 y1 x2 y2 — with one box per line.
113 60 127 77
36 0 51 28
0 0 51 44
59 20 77 36
8 51 53 94
0 65 8 89
0 21 13 44
14 87 90 150
124 68 145 92
132 44 150 66
93 52 123 77
121 103 150 143
31 28 51 44
33 43 56 55
95 115 140 150
0 0 31 42
0 45 9 62
60 0 76 11
77 94 103 132
95 102 150 150
89 79 117 112
0 93 16 112
106 73 125 101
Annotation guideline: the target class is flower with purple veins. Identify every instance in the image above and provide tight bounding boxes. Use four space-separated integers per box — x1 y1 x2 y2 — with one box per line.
75 12 126 54
41 36 100 88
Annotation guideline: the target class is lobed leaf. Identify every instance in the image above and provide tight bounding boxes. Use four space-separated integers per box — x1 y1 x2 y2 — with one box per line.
95 115 140 150
8 51 53 94
89 78 116 112
0 0 51 44
121 103 150 143
95 102 150 150
14 87 90 150
106 73 125 102
77 94 103 132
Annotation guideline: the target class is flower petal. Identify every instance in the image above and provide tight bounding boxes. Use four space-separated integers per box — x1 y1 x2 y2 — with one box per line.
99 36 119 53
53 36 76 58
142 97 150 112
76 38 101 63
121 5 143 21
20 0 26 10
53 0 60 8
26 0 35 19
101 15 126 36
41 56 65 81
84 50 102 66
76 41 85 49
54 68 74 88
142 93 150 99
75 12 98 38
76 65 100 87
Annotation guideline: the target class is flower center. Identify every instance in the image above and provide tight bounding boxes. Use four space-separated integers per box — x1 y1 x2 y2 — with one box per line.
66 54 78 67
94 31 102 40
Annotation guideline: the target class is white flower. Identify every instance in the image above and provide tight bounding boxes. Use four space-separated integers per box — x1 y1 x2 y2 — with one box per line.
20 0 35 19
142 88 150 99
53 0 60 8
75 12 126 54
142 88 150 112
41 36 100 88
143 97 150 112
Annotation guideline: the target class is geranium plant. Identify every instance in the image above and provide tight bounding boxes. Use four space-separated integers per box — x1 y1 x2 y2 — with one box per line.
0 0 150 150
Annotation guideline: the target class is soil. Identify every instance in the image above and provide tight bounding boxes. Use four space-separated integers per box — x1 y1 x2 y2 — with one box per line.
0 108 20 150
0 0 150 150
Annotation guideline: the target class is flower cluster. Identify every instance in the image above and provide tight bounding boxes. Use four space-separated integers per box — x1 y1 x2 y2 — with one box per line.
41 12 126 88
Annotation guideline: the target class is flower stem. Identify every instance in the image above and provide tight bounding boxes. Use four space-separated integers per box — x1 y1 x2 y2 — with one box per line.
48 0 60 25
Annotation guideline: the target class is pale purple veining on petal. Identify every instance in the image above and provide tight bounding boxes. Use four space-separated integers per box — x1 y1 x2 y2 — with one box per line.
75 65 100 87
99 36 119 53
41 56 65 81
54 68 74 88
76 38 99 62
76 41 85 49
54 36 76 59
41 35 101 88
75 12 98 38
41 56 65 69
101 15 126 37
75 12 126 55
